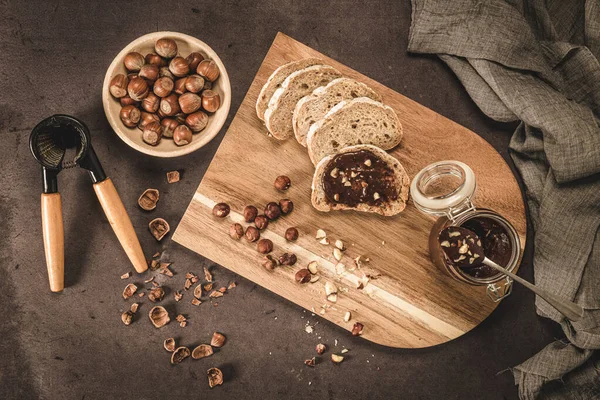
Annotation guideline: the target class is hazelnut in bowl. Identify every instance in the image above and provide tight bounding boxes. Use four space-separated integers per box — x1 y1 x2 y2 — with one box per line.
102 31 231 157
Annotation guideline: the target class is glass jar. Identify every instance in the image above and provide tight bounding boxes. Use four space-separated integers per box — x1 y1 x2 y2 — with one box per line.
410 161 520 302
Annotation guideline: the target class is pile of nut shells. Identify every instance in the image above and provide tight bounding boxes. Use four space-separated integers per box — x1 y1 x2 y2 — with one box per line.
109 37 222 146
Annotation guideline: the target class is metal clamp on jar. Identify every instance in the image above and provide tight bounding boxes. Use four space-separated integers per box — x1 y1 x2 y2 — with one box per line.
411 161 520 302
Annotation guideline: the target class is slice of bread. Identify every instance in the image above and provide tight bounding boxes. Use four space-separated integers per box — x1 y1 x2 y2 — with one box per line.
256 58 323 122
306 97 402 165
293 78 381 147
311 145 410 216
264 65 342 140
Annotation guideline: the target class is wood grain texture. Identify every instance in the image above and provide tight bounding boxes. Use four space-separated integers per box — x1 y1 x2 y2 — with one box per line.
173 33 526 348
41 193 64 293
93 178 148 273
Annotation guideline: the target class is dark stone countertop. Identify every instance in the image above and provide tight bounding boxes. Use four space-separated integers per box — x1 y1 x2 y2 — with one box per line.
0 1 560 399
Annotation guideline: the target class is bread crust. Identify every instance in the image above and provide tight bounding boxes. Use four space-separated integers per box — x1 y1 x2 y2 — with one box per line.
311 145 410 216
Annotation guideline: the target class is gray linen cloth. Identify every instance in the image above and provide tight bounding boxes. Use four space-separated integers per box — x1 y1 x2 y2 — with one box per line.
408 0 600 399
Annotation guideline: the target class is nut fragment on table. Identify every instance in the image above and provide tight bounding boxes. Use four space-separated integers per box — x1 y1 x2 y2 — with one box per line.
295 269 311 284
344 311 351 322
331 354 344 364
149 306 170 328
262 255 278 270
174 291 183 302
212 203 230 218
207 367 224 388
166 170 180 183
121 310 134 325
285 227 299 241
171 346 191 364
351 322 364 336
316 229 327 240
164 338 176 352
138 188 159 211
279 253 297 266
203 267 213 282
335 239 345 251
333 248 343 261
304 357 316 367
148 287 165 302
149 218 170 241
176 314 187 327
192 344 213 359
193 284 203 299
211 332 226 348
120 272 131 280
123 283 138 299
316 343 327 355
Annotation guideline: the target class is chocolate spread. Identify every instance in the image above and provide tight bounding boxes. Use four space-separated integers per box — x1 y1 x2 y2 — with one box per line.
456 217 512 279
322 150 398 207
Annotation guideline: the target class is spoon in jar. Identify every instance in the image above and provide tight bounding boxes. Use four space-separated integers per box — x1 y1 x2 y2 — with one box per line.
439 226 584 322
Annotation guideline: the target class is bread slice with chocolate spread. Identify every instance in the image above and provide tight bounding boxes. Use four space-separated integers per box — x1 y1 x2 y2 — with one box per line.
311 144 410 216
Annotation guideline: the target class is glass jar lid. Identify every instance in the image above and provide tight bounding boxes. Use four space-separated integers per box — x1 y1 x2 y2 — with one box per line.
410 160 477 221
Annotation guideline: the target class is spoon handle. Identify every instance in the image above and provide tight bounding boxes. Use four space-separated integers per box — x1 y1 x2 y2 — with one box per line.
483 258 584 322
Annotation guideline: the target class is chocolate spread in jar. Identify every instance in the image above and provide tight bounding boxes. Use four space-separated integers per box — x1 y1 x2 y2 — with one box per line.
322 150 398 207
456 217 512 279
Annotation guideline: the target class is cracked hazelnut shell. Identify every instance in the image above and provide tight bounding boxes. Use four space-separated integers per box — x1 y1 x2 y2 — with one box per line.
149 306 170 328
171 346 191 364
207 367 223 388
192 344 213 359
210 332 226 348
138 188 159 211
149 218 170 241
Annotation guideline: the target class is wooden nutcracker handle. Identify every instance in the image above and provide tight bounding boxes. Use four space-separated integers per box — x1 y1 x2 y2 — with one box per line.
93 178 147 273
41 193 64 292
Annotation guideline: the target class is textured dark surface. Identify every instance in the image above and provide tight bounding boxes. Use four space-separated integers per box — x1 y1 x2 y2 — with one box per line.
0 1 560 399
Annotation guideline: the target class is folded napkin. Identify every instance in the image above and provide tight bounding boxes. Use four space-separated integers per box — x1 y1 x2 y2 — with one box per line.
408 1 600 398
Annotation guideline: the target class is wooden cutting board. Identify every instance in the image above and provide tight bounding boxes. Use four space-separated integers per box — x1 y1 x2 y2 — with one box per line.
173 32 526 348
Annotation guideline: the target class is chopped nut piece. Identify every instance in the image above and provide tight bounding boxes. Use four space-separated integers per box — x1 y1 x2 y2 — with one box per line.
130 302 139 313
330 167 339 178
295 269 311 284
159 265 173 277
341 348 349 354
315 229 327 240
138 292 145 297
316 343 327 355
218 287 227 293
123 283 138 299
184 278 193 290
364 159 372 167
164 338 176 352
148 287 165 302
343 181 352 187
335 263 346 275
174 291 183 302
211 332 226 348
309 275 321 283
373 192 380 200
440 240 451 248
175 314 186 323
171 347 191 364
203 282 214 292
191 298 202 306
193 284 203 299
333 193 340 201
331 354 344 364
144 277 155 284
319 237 330 245
325 281 338 296
149 306 170 328
192 344 213 359
121 311 134 325
334 240 345 251
166 170 180 183
458 243 469 254
279 253 297 266
307 261 319 275
120 272 131 280
203 267 213 282
343 311 351 322
449 231 461 237
149 259 161 271
304 357 316 367
209 291 223 298
227 281 236 289
352 322 364 336
207 367 224 388
350 171 358 178
333 248 343 261
327 294 338 303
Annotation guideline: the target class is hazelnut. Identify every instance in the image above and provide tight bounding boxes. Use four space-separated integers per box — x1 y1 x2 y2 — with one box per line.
174 113 187 125
109 74 129 98
179 92 202 114
285 227 299 241
243 205 258 222
212 202 230 218
245 226 260 242
153 76 174 97
262 255 278 270
138 111 160 131
257 239 273 254
138 64 159 81
229 223 244 240
127 76 149 101
148 286 165 302
264 202 281 220
160 93 181 116
295 269 311 284
145 53 166 67
174 77 187 95
119 105 141 128
169 56 190 77
279 253 297 266
155 38 178 58
185 74 205 93
123 52 145 71
160 118 179 138
196 59 220 82
173 125 193 146
201 90 221 113
159 66 175 80
279 199 294 214
351 322 364 336
210 332 226 348
186 52 205 70
142 121 162 146
274 175 291 191
254 215 269 230
119 95 138 107
142 92 160 113
186 111 209 132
